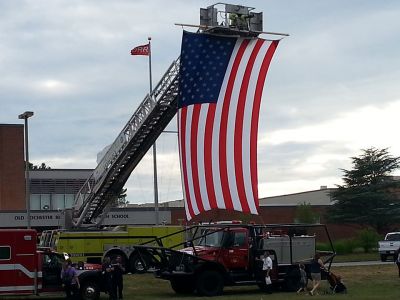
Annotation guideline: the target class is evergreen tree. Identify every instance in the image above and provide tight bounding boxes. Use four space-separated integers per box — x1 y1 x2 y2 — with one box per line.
28 162 51 170
327 148 400 232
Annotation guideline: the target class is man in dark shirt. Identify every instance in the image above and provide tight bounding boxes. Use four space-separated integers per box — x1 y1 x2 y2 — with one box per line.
112 256 126 299
102 257 116 300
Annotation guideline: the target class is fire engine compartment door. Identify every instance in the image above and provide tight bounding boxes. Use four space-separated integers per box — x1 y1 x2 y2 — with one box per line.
220 229 249 271
42 252 63 289
0 232 36 293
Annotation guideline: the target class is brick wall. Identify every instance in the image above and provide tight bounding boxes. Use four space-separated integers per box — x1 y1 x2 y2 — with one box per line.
0 125 25 210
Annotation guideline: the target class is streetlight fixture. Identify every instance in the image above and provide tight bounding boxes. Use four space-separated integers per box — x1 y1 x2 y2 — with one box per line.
18 111 34 229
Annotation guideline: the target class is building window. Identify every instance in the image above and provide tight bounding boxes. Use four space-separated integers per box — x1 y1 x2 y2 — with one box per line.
65 194 75 208
0 246 11 260
53 194 65 210
40 194 51 210
30 194 51 210
30 194 41 210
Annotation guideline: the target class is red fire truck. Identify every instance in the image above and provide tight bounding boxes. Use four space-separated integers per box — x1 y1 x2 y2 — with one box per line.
130 223 336 296
0 229 104 300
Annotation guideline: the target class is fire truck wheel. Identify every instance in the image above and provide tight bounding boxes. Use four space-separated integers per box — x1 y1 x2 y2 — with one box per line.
284 268 301 292
80 281 100 300
130 253 149 274
170 278 195 294
196 270 224 296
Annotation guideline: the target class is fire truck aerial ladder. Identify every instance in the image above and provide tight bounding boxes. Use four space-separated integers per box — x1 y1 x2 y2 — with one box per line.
68 3 287 229
70 59 180 228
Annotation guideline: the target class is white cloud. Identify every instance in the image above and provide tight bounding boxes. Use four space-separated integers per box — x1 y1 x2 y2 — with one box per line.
262 100 400 155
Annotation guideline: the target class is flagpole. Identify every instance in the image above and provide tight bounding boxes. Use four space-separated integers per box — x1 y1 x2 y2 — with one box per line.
148 37 159 226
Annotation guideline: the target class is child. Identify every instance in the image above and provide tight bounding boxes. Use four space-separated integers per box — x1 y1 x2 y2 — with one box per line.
297 264 307 294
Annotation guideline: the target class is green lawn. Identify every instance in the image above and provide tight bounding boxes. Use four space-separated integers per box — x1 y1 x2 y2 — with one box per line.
333 252 381 262
2 264 399 299
121 264 400 300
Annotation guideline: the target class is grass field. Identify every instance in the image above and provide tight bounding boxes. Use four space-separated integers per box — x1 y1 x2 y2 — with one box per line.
121 264 400 300
2 264 399 299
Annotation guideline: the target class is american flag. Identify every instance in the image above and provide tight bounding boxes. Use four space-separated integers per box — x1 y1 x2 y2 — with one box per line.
177 31 279 221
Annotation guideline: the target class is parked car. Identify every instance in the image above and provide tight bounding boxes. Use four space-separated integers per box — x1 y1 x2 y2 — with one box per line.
378 232 400 261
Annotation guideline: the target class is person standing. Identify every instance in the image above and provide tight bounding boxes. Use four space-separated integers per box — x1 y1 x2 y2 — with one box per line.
296 264 307 294
61 259 80 300
112 256 126 299
395 247 400 277
309 253 325 296
102 257 116 300
259 251 273 293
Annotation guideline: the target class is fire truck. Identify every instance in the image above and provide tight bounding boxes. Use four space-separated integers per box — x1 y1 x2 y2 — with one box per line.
39 225 185 273
129 223 336 296
0 229 104 300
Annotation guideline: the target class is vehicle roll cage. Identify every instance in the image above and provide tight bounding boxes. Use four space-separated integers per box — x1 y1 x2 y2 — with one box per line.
135 223 336 271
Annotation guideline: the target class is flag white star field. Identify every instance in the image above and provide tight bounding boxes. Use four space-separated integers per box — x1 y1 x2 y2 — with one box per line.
177 31 279 220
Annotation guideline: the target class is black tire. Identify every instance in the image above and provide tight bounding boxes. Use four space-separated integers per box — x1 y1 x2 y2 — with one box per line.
129 253 149 274
380 254 387 262
80 281 100 300
285 268 301 292
196 270 224 296
170 278 195 294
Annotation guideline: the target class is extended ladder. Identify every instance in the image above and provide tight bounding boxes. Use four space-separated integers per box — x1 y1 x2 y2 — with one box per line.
72 58 180 228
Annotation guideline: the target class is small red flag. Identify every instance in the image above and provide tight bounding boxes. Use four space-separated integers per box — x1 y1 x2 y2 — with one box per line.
130 44 150 56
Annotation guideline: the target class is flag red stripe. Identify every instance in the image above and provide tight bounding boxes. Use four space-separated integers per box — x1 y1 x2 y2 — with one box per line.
204 104 218 209
190 104 204 213
179 107 195 219
219 39 249 211
234 39 264 213
250 40 279 205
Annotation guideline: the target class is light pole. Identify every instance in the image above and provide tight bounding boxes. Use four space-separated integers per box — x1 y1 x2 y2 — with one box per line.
18 111 34 229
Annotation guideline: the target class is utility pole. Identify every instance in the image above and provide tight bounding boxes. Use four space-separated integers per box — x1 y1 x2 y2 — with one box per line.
18 111 34 229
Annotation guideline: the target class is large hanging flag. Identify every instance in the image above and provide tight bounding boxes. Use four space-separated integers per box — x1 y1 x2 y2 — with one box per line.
177 31 279 221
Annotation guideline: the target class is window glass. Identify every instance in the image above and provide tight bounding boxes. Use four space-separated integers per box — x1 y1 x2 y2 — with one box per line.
40 194 51 210
65 194 75 208
233 232 246 247
53 194 65 210
30 194 41 210
387 234 400 241
0 246 11 260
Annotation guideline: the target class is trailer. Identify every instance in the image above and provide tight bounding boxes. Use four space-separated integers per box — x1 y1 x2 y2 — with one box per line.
129 223 335 296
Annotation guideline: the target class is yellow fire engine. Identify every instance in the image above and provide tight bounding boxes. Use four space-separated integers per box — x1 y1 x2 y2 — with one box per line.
39 225 185 273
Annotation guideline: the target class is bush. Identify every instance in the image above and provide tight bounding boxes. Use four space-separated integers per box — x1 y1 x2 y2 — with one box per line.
317 240 357 255
334 239 357 255
356 228 380 252
316 242 331 252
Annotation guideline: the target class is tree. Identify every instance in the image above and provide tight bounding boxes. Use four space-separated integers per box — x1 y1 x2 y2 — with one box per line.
294 202 319 224
112 188 129 207
28 162 51 170
327 147 400 232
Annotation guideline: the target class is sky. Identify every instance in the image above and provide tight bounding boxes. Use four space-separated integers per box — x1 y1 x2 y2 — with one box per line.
1 0 400 204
